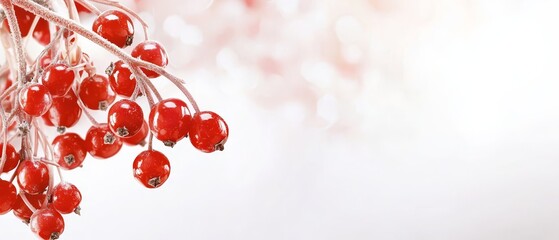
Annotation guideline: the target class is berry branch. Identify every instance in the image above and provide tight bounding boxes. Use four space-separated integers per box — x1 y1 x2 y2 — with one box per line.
14 0 199 111
74 0 99 15
0 0 26 86
0 0 229 239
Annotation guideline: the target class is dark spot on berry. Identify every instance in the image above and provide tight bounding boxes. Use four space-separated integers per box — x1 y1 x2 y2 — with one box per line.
125 35 134 46
56 126 66 134
98 101 109 111
148 177 161 188
64 154 75 165
163 141 175 148
74 206 81 216
117 127 129 137
103 132 116 144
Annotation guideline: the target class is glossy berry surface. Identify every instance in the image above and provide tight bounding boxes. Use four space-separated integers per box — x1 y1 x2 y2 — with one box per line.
32 18 51 45
131 40 168 78
122 120 148 146
3 6 51 45
189 111 229 153
133 150 171 188
0 143 21 173
19 83 53 117
92 10 134 48
52 182 82 214
4 6 35 37
43 90 82 131
108 99 144 138
108 60 136 97
30 208 65 240
0 0 229 237
148 98 192 147
75 2 92 14
41 63 75 97
16 160 50 195
41 113 54 127
52 133 87 170
13 193 46 222
85 124 122 159
78 74 115 110
0 180 17 215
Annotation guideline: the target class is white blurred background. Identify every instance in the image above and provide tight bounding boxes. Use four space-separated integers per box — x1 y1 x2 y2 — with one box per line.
4 0 559 239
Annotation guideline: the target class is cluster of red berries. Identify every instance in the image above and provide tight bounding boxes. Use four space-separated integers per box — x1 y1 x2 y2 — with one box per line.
0 1 228 239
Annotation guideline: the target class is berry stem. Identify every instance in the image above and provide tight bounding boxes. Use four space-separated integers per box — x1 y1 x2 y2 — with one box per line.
0 109 8 175
64 0 80 22
32 29 65 81
0 83 16 175
160 71 200 113
33 119 63 182
22 15 40 50
32 124 38 157
129 65 162 102
0 0 27 86
46 164 54 206
20 191 37 212
38 158 61 168
129 70 156 150
13 0 200 112
32 120 63 206
75 92 100 126
0 84 17 103
75 0 101 15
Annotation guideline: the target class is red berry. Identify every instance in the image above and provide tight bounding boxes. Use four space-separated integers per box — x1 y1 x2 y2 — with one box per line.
32 17 51 45
16 160 49 195
78 74 115 110
76 2 92 14
85 124 123 159
122 120 148 146
133 150 171 188
13 192 46 222
41 63 75 97
30 208 65 240
1 100 13 113
3 6 50 44
92 10 134 48
131 40 168 78
0 180 17 215
4 6 34 37
43 90 82 132
189 111 229 153
0 143 21 173
0 77 12 92
19 83 53 117
148 98 192 147
52 133 87 170
108 99 144 138
108 60 136 97
41 114 54 127
51 182 82 214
